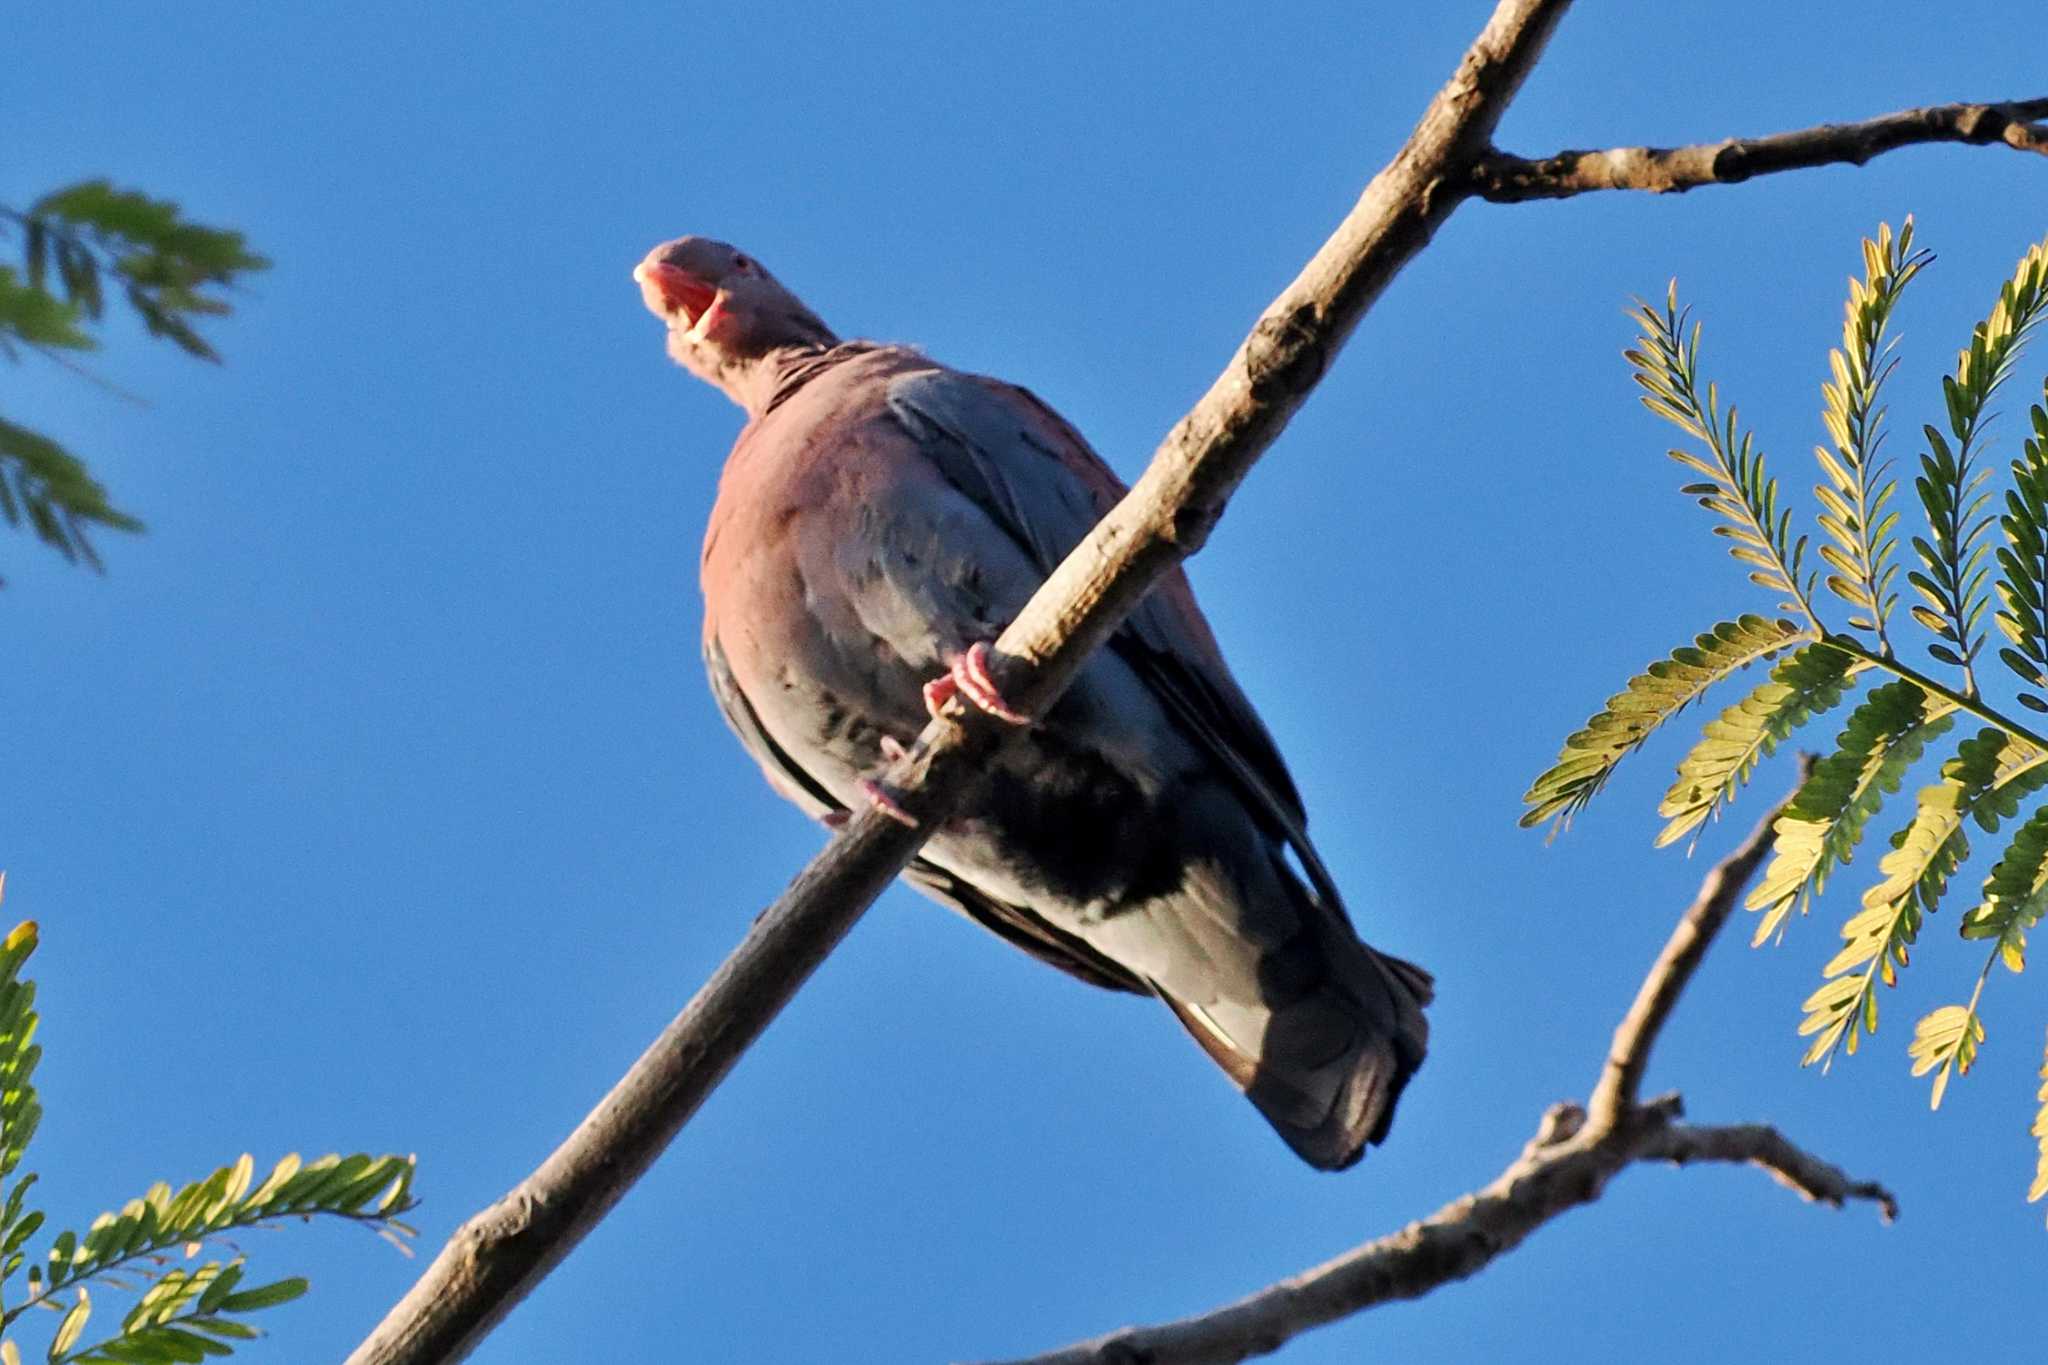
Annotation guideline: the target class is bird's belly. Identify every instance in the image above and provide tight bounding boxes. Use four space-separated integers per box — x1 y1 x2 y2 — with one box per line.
921 734 1194 922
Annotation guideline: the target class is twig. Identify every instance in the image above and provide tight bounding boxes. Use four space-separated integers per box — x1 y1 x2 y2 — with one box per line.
982 782 1893 1365
1641 1122 1899 1223
1585 755 1814 1131
1472 97 2048 201
16 342 151 407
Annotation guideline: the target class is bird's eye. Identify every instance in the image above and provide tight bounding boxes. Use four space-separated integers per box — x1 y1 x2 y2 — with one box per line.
732 254 755 274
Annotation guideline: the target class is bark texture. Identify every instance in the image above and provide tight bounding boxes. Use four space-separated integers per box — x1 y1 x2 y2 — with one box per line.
1472 97 2048 201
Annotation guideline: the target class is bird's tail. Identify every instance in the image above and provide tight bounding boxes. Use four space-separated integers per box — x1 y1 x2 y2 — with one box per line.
1159 934 1432 1171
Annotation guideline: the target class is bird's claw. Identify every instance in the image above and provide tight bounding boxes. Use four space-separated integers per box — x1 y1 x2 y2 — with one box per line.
857 778 920 828
923 642 1030 726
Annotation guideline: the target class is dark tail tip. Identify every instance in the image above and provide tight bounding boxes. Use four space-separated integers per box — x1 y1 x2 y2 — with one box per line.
1256 948 1432 1170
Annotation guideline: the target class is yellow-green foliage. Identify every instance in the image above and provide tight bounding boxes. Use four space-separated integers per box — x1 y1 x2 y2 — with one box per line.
1527 223 2048 1212
0 881 415 1362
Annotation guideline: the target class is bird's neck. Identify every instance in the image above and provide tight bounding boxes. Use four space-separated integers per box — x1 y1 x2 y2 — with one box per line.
733 341 864 419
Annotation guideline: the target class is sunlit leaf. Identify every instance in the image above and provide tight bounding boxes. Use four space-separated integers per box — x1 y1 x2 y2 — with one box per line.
1747 679 1958 944
1656 643 1857 849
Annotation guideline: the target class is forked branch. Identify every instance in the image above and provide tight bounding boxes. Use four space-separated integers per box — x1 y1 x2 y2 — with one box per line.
985 788 1893 1365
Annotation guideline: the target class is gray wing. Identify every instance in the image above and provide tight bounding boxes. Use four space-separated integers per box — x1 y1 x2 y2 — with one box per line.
704 635 839 819
706 634 1143 992
884 368 1352 919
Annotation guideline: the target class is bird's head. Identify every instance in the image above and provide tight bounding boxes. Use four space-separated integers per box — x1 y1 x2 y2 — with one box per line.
634 237 838 410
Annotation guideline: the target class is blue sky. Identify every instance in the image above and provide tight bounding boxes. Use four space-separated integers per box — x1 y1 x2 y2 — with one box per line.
5 4 2046 1361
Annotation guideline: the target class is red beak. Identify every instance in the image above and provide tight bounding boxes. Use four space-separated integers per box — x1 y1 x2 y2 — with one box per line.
634 260 718 325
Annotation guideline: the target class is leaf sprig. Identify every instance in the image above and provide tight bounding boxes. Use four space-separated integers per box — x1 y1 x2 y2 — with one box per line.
1815 220 1927 651
1995 386 2048 710
0 885 415 1363
1629 285 1814 617
1520 615 1811 834
1909 235 2048 693
0 180 267 580
1526 222 2048 1209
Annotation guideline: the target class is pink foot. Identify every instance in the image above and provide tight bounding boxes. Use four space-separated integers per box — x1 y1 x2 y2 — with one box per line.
879 734 910 763
923 642 1030 726
921 672 959 719
857 778 920 828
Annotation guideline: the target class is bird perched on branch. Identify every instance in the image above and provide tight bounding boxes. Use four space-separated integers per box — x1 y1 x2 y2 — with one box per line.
634 236 1430 1169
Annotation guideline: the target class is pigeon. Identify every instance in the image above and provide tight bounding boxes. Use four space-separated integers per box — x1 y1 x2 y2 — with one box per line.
635 236 1430 1169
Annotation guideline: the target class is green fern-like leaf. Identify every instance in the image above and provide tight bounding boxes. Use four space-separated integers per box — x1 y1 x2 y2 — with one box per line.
1907 805 2048 1109
1801 729 2048 1068
1655 643 1857 849
22 1151 415 1310
1995 383 2048 710
0 268 94 355
1629 285 1813 616
1521 615 1811 834
1815 220 1927 649
1910 425 1998 685
47 1255 304 1364
1909 234 2048 691
0 916 42 1196
1961 803 2048 973
19 182 269 366
1746 679 1959 945
2032 1037 2048 1212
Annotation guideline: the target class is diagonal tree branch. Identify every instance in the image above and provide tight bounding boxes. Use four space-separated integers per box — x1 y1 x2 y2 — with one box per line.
983 787 1894 1365
1473 97 2048 201
348 4 2035 1361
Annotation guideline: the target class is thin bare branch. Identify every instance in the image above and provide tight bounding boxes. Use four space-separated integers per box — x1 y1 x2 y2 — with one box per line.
1641 1121 1899 1223
981 1105 1891 1365
1585 755 1816 1131
1473 97 2048 200
345 3 1577 1361
985 780 1890 1365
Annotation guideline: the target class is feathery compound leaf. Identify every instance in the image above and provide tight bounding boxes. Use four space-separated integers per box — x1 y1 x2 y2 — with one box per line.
18 182 268 366
1905 806 2048 1111
0 919 44 1187
52 1257 270 1362
1801 729 2048 1068
1629 285 1813 616
1655 643 1857 849
1521 615 1811 834
0 418 143 573
1995 383 2048 709
1911 426 1997 686
1746 680 1959 945
1910 233 2048 691
2033 1038 2048 1210
27 1150 415 1309
1815 220 1928 650
1961 803 2048 974
0 269 94 354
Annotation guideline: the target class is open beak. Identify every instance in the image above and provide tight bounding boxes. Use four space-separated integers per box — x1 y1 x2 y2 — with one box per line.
634 260 721 336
